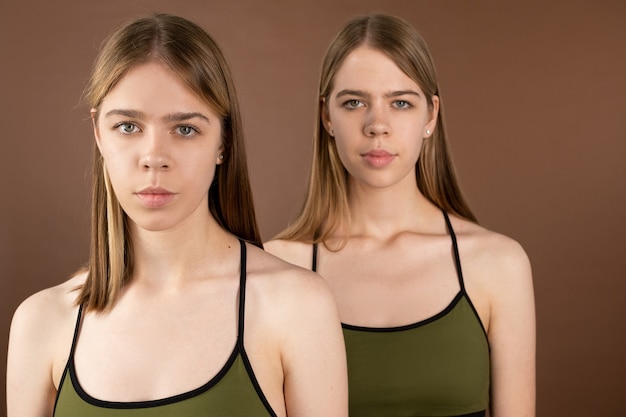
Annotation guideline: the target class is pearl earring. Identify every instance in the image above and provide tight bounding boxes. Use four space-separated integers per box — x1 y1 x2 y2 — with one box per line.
218 154 224 160
426 129 431 136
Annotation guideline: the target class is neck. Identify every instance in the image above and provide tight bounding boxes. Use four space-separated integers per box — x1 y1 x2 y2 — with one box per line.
344 177 441 240
129 209 237 288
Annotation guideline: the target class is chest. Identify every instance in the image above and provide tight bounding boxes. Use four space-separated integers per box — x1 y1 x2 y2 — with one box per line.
343 296 490 416
71 291 239 403
318 245 462 327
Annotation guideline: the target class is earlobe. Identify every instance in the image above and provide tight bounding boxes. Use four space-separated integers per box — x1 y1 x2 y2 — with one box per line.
216 144 225 165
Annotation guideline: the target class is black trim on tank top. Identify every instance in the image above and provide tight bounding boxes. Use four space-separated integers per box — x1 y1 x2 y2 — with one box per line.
342 291 465 332
312 242 318 272
67 347 241 409
458 411 486 417
442 211 489 339
237 238 248 348
237 239 279 417
52 304 83 415
442 210 466 292
55 239 277 414
312 210 489 338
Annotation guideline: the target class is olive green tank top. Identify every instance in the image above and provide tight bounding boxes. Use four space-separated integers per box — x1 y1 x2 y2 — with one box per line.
313 211 490 417
53 240 277 416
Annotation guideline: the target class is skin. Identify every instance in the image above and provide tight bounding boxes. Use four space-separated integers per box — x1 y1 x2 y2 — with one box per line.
266 46 536 417
7 62 348 417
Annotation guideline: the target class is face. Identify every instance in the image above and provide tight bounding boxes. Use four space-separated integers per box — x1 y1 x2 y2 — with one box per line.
94 62 224 232
323 46 439 191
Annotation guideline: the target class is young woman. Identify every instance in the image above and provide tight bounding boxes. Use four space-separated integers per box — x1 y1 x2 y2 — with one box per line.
266 14 535 417
7 14 347 417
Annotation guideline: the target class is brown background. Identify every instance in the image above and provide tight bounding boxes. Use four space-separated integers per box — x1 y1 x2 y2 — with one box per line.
1 0 624 414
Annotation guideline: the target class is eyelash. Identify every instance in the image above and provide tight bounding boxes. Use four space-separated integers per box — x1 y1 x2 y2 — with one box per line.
113 121 140 134
174 124 200 138
340 99 414 110
393 100 413 109
111 122 200 137
342 99 363 109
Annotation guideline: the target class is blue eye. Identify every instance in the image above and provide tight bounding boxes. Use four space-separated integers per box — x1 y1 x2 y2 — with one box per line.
343 99 363 109
176 125 198 137
179 126 193 135
394 100 412 109
114 122 138 134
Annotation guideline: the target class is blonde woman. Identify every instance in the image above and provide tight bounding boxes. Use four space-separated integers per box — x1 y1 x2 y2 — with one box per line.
7 13 347 417
266 14 535 417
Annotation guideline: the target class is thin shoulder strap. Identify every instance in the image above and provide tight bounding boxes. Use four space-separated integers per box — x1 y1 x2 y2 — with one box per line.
442 210 466 292
312 243 318 272
237 238 247 347
68 304 84 360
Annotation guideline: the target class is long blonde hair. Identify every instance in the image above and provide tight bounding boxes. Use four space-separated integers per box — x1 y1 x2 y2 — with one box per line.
277 14 477 244
77 13 261 311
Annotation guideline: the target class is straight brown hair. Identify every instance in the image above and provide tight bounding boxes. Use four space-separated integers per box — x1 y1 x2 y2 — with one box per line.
277 14 477 245
77 13 261 312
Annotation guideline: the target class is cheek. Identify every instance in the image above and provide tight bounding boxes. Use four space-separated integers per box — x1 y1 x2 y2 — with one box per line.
103 157 131 192
332 137 357 174
329 110 353 135
101 149 133 181
181 155 218 187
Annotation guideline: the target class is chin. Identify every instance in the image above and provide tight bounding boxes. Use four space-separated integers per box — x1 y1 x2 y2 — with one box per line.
128 215 181 234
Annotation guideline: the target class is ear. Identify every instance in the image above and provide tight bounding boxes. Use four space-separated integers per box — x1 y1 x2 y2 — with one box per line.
91 109 103 151
320 96 334 137
425 95 440 137
216 143 225 165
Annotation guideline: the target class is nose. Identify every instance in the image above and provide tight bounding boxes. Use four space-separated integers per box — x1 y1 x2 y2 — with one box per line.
364 104 390 137
138 132 171 170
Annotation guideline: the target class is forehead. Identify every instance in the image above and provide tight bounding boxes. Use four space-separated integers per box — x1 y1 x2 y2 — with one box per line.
332 46 422 93
100 62 217 117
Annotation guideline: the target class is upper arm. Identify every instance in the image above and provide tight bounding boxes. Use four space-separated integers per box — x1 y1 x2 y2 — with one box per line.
279 273 349 417
7 291 67 417
485 239 536 417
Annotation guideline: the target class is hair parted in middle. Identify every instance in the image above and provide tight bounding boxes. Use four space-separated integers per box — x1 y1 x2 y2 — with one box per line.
78 13 261 312
276 13 477 246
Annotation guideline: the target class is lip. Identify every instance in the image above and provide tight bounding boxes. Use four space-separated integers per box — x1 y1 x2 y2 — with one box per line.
135 187 177 208
361 149 396 168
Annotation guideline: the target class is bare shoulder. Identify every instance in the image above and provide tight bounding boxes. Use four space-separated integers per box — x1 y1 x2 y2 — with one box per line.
449 217 535 413
446 215 534 340
12 272 85 329
447 214 534 326
9 272 86 359
7 272 87 413
247 242 330 296
448 215 531 280
263 238 314 270
246 242 337 317
244 244 347 416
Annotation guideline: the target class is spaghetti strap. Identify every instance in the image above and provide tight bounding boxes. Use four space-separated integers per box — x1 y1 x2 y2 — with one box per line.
312 243 318 272
68 304 84 360
442 210 466 292
237 239 247 348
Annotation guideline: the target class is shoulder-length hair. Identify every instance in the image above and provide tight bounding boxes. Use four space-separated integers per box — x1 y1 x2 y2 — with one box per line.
77 13 261 312
277 14 477 245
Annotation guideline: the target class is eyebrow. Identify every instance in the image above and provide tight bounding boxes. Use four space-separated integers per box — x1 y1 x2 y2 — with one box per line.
104 109 144 119
103 110 212 124
335 89 421 99
164 112 212 124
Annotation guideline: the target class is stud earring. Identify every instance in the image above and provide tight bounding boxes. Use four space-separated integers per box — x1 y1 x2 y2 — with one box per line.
426 129 431 136
218 154 224 160
329 129 334 137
